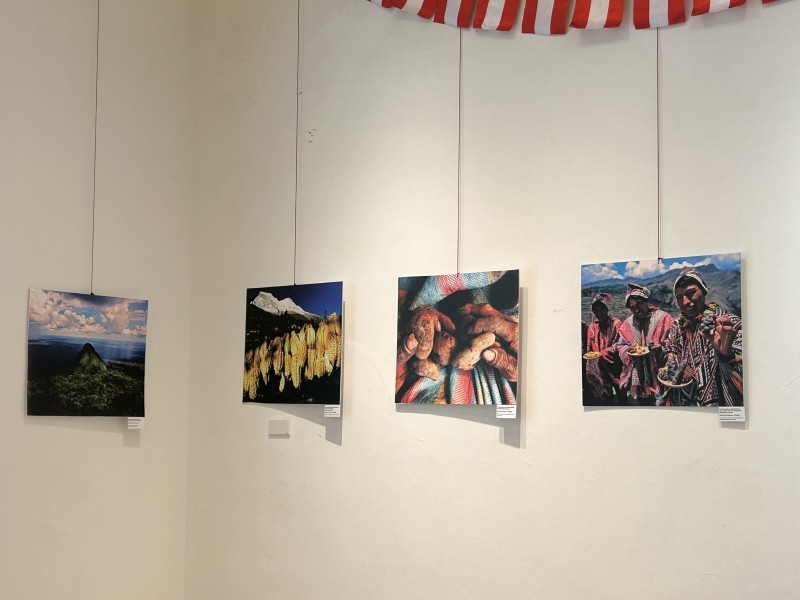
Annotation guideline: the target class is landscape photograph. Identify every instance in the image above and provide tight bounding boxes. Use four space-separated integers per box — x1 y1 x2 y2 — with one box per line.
243 282 343 405
27 289 148 416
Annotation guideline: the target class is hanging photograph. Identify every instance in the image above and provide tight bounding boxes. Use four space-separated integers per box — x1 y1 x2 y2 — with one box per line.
396 270 519 405
243 282 343 405
580 253 743 408
27 289 148 416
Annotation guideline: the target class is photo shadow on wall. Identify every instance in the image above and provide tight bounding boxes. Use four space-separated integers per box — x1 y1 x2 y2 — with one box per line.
581 253 746 429
724 255 748 431
395 274 526 449
24 412 144 447
395 396 524 448
245 403 343 446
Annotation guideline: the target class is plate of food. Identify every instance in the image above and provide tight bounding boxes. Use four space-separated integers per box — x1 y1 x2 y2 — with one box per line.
658 361 693 388
583 351 602 360
628 344 649 357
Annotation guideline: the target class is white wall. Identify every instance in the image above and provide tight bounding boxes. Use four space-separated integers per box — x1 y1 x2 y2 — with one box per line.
0 2 192 599
3 1 798 599
188 2 800 600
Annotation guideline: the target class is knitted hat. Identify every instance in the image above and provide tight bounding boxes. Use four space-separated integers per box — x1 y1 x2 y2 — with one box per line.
673 267 709 294
625 283 650 307
591 292 612 308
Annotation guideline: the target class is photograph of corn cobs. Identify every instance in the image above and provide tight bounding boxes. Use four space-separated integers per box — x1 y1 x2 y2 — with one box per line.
396 270 519 405
243 282 343 404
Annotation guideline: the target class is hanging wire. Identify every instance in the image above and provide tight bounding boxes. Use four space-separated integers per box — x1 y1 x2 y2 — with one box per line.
456 28 463 275
90 0 100 295
656 28 662 264
293 0 302 287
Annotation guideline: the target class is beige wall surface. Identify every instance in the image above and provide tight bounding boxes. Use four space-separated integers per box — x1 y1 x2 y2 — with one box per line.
187 1 800 600
0 1 192 599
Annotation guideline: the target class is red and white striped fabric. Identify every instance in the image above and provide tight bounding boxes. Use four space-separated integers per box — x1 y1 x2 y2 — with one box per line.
473 0 521 30
570 0 624 28
633 0 686 28
692 0 745 13
392 0 439 18
434 0 477 27
369 0 394 7
521 0 570 34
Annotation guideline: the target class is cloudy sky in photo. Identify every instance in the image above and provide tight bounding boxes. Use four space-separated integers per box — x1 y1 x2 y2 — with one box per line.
581 253 741 285
28 289 148 340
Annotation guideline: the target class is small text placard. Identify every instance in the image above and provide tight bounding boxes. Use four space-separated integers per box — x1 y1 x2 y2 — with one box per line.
127 417 145 430
496 405 517 419
324 405 341 418
719 406 745 423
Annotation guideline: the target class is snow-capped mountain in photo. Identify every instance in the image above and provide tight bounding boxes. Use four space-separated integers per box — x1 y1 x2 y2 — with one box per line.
251 292 320 320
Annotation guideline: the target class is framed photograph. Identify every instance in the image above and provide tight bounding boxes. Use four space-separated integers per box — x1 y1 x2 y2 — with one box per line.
581 254 742 407
27 289 148 416
396 270 519 405
243 282 343 405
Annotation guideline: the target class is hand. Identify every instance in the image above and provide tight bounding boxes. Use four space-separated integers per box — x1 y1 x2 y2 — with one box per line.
482 346 518 382
396 334 418 393
407 307 456 361
712 316 737 357
458 303 519 353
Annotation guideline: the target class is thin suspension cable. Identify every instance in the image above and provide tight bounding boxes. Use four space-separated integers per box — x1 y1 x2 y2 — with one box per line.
293 0 301 286
90 0 100 294
456 28 463 275
656 28 662 263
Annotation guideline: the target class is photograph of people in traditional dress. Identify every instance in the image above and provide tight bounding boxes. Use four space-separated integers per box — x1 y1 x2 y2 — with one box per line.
581 254 743 407
396 270 519 405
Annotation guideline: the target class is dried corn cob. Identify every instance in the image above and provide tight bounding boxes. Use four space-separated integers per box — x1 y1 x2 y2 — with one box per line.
306 348 316 380
291 356 301 389
246 366 259 400
305 323 316 348
293 331 307 368
259 358 270 385
272 337 283 374
314 353 325 379
284 353 292 378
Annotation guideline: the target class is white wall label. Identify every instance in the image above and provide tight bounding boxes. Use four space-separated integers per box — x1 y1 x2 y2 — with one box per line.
719 407 745 422
496 405 517 419
127 417 145 429
324 405 341 418
268 418 291 436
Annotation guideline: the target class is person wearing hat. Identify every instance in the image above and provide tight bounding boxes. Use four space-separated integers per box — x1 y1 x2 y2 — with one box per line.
617 283 674 405
661 268 743 407
583 293 624 405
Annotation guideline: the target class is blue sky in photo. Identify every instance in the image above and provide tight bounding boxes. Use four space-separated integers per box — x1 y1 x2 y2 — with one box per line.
249 282 343 317
581 253 741 285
